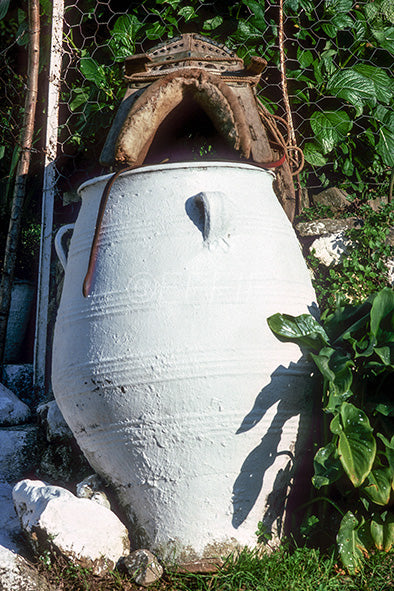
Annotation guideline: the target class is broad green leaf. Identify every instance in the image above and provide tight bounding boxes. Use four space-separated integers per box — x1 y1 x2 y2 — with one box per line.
377 434 394 488
80 58 106 88
372 26 394 53
382 0 394 22
377 127 394 167
311 110 353 154
310 349 353 411
337 511 368 574
0 0 10 20
324 0 353 13
337 402 376 487
362 467 392 505
145 22 167 40
353 64 394 105
70 89 89 112
297 48 313 68
246 0 267 28
322 14 353 37
312 441 343 488
370 511 394 551
0 145 5 160
267 313 329 351
303 142 328 166
370 287 394 346
203 16 223 30
109 14 142 59
323 299 371 343
327 68 375 116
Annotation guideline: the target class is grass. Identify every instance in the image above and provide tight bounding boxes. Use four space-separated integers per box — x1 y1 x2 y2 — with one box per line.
39 545 394 591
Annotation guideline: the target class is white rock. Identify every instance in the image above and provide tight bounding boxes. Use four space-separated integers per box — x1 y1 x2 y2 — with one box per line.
12 479 130 575
0 383 30 426
0 425 37 482
122 549 163 586
0 482 23 553
0 545 54 591
310 231 350 266
37 400 72 440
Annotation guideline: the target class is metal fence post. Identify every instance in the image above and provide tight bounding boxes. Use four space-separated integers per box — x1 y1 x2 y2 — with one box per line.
33 0 64 391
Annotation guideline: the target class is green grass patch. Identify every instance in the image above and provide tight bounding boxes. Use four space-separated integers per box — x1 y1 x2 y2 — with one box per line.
39 546 394 591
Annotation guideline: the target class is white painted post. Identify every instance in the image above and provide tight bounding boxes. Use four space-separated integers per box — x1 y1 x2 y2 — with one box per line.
33 0 64 390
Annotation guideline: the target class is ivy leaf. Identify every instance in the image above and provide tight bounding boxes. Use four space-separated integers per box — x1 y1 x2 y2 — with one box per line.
179 6 197 21
337 511 368 574
303 142 328 166
370 511 394 552
337 402 376 487
203 16 223 30
311 111 353 154
312 441 344 488
267 313 329 351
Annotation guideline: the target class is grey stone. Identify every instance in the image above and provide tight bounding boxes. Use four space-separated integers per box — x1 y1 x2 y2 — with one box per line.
296 217 363 237
312 187 350 211
76 475 111 509
0 545 54 591
2 365 33 405
13 479 130 575
37 400 72 441
0 482 23 553
0 383 30 426
121 549 163 587
38 444 76 482
0 425 38 482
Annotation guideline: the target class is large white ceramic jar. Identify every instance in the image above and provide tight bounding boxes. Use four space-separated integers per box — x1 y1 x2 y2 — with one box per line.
52 162 316 562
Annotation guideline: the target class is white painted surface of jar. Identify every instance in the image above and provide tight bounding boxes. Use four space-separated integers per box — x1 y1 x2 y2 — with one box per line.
52 162 316 562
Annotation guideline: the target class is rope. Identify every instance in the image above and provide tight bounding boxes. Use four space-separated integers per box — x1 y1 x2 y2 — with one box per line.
257 104 304 176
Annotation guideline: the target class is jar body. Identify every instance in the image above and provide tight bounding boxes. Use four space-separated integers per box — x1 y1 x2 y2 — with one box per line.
52 162 316 561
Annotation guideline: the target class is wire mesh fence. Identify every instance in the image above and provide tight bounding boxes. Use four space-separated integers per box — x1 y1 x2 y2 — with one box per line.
54 0 394 205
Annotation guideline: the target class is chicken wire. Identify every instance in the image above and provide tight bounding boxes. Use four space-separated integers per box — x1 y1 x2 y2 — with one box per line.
54 0 393 202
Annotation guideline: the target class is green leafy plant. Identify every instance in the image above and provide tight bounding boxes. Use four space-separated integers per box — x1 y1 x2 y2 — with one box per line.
305 203 394 311
267 287 394 573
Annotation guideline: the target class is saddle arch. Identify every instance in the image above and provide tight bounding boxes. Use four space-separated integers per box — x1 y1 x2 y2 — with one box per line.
114 68 252 166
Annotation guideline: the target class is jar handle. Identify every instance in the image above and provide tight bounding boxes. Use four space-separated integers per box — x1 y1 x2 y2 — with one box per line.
194 191 232 247
54 224 75 270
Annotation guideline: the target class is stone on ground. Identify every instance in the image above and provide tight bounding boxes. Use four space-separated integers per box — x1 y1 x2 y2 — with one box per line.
0 545 54 591
0 383 30 426
0 425 38 482
12 479 130 575
121 549 163 586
